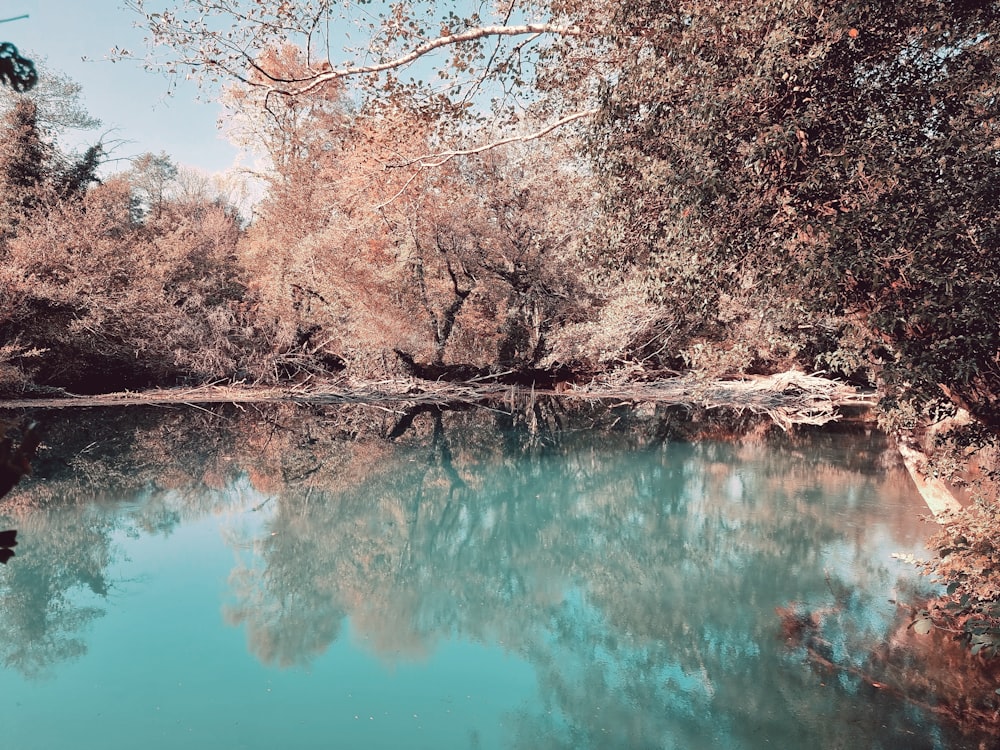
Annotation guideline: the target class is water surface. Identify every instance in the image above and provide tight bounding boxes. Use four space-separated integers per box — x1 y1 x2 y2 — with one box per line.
0 404 977 748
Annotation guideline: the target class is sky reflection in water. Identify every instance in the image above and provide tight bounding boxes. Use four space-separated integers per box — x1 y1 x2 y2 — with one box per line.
0 404 973 749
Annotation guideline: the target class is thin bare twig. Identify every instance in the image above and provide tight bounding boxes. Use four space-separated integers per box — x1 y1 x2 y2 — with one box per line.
264 24 585 96
387 109 599 169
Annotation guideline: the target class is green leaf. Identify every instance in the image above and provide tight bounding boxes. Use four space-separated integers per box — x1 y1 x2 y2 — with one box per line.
912 617 934 635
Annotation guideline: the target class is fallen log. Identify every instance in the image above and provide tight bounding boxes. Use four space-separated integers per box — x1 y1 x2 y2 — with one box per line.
0 370 874 429
897 442 963 519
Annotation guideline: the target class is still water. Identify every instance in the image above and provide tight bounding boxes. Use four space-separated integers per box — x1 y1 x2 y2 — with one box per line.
0 403 982 748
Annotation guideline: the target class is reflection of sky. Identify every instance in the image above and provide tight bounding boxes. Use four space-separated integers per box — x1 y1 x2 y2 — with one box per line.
554 586 708 709
0 427 972 750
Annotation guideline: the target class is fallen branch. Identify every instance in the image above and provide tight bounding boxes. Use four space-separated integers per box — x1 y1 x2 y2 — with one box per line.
0 370 873 430
561 370 875 430
897 442 963 520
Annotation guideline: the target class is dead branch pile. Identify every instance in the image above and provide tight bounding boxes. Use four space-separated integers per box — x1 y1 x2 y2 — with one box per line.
0 370 873 428
567 370 874 430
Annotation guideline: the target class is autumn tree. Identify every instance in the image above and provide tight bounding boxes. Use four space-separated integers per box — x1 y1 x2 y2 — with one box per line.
589 0 1000 424
224 42 593 379
127 151 178 219
1 172 259 393
0 94 253 393
429 143 596 371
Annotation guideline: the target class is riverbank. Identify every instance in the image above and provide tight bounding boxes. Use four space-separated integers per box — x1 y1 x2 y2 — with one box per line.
0 370 970 524
0 369 875 427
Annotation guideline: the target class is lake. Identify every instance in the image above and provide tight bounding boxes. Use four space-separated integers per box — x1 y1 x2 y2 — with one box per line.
0 401 986 749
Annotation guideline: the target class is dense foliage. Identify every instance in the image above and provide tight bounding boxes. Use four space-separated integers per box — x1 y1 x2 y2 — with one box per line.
591 0 999 424
0 97 252 393
579 1 1000 660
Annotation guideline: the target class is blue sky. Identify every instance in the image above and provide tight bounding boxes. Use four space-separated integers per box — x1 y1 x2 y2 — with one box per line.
5 1 539 176
5 0 238 173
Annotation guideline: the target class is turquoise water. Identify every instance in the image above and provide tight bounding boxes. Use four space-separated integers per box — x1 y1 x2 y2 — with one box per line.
11 518 536 750
0 405 981 748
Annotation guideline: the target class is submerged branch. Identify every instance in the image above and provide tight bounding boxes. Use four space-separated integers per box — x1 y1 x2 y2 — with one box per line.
897 442 963 519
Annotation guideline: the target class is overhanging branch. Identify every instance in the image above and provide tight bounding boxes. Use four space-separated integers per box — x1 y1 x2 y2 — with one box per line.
386 108 600 169
267 23 585 96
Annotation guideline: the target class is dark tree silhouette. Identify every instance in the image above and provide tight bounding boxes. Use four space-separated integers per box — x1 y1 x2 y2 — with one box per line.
0 529 15 563
0 42 36 92
0 420 42 499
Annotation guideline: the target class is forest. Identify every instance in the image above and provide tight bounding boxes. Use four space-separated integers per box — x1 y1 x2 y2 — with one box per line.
0 2 998 660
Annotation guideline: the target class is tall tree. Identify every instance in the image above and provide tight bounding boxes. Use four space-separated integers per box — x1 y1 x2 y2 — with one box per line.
127 151 179 219
590 0 1000 427
228 42 592 377
0 98 49 239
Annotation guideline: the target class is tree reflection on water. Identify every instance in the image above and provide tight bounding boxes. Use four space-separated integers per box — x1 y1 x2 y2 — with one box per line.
0 401 994 746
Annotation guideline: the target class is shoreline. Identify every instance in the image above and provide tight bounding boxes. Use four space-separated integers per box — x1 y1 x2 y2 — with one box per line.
0 370 876 427
4 373 963 521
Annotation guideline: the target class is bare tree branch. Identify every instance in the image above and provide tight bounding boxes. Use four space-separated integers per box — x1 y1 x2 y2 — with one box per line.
266 24 585 96
386 108 600 169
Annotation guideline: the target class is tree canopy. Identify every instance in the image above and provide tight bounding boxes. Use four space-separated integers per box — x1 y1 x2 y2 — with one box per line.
590 0 1000 429
123 1 1000 430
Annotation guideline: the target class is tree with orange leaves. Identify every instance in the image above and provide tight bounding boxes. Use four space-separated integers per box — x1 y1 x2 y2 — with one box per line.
228 42 592 379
